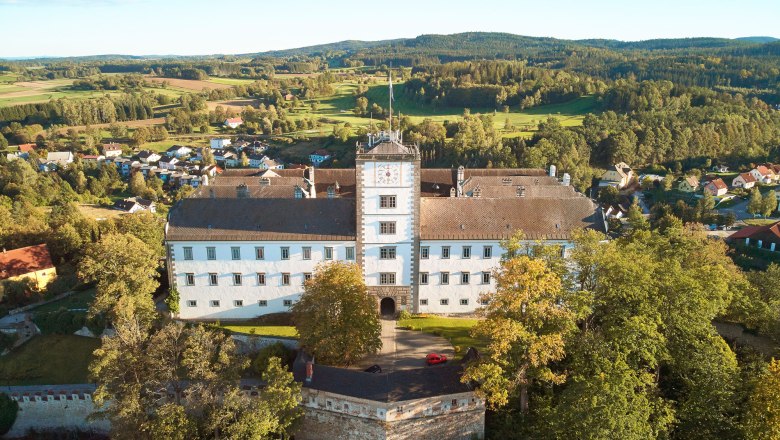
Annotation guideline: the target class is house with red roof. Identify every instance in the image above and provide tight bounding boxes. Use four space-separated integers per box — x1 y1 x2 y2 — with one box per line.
0 244 57 290
750 165 775 184
704 178 728 197
728 221 780 251
732 172 757 189
223 118 244 129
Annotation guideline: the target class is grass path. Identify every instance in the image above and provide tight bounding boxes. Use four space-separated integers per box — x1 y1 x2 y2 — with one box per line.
398 315 485 358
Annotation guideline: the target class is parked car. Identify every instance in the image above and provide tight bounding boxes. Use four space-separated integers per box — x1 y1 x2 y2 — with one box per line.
425 353 448 366
364 364 382 373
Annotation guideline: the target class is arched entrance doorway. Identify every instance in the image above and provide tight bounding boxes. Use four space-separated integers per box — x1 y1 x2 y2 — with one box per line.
380 297 396 317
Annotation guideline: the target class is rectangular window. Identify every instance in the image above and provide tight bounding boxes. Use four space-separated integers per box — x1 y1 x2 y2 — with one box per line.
442 246 450 259
380 247 397 259
483 246 492 258
206 247 216 260
420 272 429 284
482 272 491 284
440 299 449 306
480 298 489 305
281 247 290 260
380 222 396 234
304 272 312 282
441 272 449 285
210 300 220 307
379 272 396 285
346 247 355 260
257 273 266 285
185 273 194 286
209 273 218 286
255 246 265 260
187 300 197 307
231 246 241 260
183 247 193 260
233 273 242 286
234 300 243 307
282 273 290 285
420 246 429 259
302 247 311 260
462 246 471 259
461 272 470 284
379 195 397 208
460 299 469 306
420 299 428 306
258 300 268 307
324 247 333 260
283 299 293 307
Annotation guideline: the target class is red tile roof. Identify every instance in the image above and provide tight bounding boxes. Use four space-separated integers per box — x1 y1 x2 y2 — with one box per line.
16 143 36 153
755 165 772 176
738 172 757 183
225 117 243 124
708 178 728 190
0 244 55 280
728 222 780 244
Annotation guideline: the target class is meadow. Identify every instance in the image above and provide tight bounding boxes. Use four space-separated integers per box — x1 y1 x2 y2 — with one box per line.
286 80 596 138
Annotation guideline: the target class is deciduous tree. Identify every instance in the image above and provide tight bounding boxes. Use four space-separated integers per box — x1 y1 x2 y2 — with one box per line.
292 262 381 366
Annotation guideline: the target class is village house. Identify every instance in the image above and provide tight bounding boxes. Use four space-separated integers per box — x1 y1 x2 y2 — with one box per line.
139 165 158 178
158 156 180 170
600 162 634 189
224 118 244 129
750 165 775 184
137 150 161 164
113 197 156 214
210 138 231 149
732 172 757 189
80 154 105 163
102 143 124 158
248 154 268 169
678 176 700 193
262 157 284 170
309 149 332 167
704 178 728 197
165 145 193 158
728 221 780 251
0 244 57 290
712 164 729 173
16 143 36 154
45 151 74 166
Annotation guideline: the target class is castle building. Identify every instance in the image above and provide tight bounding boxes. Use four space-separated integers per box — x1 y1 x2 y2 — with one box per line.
165 131 601 320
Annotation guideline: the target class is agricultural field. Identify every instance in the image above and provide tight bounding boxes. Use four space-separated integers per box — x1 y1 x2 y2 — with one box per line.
144 76 236 90
206 77 257 86
286 80 597 138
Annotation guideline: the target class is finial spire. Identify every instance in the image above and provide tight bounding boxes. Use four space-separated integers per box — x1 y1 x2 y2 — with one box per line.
388 66 393 131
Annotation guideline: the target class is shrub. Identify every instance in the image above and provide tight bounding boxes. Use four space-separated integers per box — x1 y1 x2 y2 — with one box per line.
252 342 295 374
398 309 412 321
166 288 180 315
33 308 86 335
0 392 18 435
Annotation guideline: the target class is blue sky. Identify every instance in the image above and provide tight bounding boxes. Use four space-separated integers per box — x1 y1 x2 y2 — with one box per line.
1 0 778 58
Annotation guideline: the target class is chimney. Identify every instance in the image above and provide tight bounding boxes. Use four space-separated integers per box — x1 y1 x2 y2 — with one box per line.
305 361 313 383
236 183 249 199
449 187 456 198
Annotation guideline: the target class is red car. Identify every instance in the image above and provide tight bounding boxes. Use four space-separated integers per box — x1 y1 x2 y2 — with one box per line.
426 353 448 366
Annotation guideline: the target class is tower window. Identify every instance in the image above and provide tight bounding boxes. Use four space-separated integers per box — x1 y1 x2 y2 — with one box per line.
324 247 334 260
380 247 397 259
483 246 493 258
302 247 311 260
380 195 397 208
441 272 449 285
379 273 396 285
380 222 396 234
231 247 241 260
346 247 355 260
281 247 290 260
183 247 193 260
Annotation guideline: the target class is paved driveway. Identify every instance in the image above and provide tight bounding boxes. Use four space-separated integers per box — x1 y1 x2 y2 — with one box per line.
355 318 454 373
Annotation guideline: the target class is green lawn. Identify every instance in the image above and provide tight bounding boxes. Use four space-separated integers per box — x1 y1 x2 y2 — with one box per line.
29 288 95 314
744 218 779 226
398 315 485 357
0 335 99 385
285 80 597 139
207 77 256 86
221 325 298 338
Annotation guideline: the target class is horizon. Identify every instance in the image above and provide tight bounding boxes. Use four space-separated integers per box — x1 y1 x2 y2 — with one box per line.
1 0 778 58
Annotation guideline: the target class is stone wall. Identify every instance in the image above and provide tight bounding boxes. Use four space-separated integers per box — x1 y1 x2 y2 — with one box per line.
4 387 109 438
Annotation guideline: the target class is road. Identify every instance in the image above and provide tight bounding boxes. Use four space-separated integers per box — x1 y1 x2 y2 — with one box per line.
354 318 454 373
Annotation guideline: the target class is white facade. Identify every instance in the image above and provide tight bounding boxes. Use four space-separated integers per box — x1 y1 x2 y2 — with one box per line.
172 240 356 320
210 138 231 149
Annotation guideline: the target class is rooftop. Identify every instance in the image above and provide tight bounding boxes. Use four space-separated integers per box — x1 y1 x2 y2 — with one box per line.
0 244 55 280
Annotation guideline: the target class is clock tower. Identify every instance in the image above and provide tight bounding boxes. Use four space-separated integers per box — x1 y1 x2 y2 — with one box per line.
355 129 421 315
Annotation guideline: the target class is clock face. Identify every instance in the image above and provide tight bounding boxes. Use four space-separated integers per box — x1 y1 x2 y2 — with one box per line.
376 163 401 186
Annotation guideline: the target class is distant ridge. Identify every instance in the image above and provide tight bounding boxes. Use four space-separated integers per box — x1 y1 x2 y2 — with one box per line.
1 32 778 61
